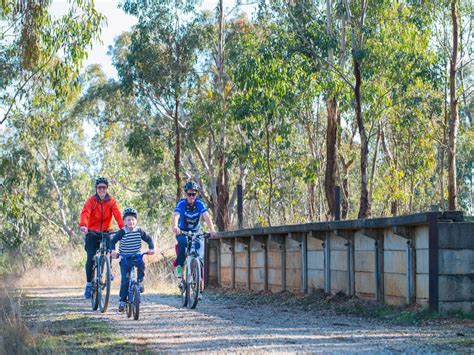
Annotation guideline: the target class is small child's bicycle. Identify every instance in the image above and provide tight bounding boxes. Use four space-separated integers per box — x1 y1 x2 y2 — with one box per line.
117 252 150 320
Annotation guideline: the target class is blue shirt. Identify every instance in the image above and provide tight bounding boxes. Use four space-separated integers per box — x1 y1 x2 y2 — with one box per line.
174 198 208 232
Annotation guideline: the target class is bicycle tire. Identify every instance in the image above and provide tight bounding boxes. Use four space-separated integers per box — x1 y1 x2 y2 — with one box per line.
99 255 111 313
132 284 140 320
126 300 132 318
189 258 200 309
91 260 99 310
180 263 188 307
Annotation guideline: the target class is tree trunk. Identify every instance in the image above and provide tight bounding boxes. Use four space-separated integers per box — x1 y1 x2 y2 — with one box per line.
174 97 181 201
354 58 370 219
448 0 459 211
265 118 273 226
325 98 338 220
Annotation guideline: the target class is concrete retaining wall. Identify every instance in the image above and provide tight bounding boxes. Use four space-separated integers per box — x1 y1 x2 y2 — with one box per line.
207 211 474 314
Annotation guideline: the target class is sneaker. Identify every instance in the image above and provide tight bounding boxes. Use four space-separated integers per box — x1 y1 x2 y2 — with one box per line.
84 283 92 300
138 282 144 293
118 301 125 312
175 265 183 279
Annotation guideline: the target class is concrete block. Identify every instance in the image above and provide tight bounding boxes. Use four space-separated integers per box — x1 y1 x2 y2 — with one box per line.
416 249 429 274
308 250 324 270
250 282 264 291
385 295 407 306
355 234 376 251
220 253 232 268
251 268 264 284
308 270 324 290
354 250 375 272
330 250 348 271
415 225 429 249
355 271 375 295
268 251 281 268
439 249 474 275
384 273 407 298
250 252 265 268
438 223 474 249
268 267 282 286
439 301 474 314
287 235 301 251
287 252 301 269
308 236 324 250
416 273 429 299
250 239 266 252
330 235 349 249
235 252 247 268
268 239 282 251
235 267 247 284
235 240 248 252
384 231 407 250
331 270 349 293
384 250 407 274
286 268 301 288
220 267 231 284
438 275 474 301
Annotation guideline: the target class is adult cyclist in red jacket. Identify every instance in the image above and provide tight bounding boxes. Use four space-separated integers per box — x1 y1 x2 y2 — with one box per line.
79 177 124 299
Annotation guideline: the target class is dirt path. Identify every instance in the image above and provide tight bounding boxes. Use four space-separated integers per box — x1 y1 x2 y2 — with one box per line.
24 287 473 353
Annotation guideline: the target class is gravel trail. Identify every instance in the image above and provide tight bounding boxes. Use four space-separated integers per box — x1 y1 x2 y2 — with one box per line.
24 287 473 353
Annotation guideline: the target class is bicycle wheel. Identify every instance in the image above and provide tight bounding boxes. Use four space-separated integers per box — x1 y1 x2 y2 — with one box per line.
180 263 188 307
132 284 140 320
98 255 111 313
91 260 99 310
126 300 132 318
188 258 200 309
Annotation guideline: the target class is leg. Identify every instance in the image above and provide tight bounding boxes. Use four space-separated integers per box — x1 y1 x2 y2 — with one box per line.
85 233 100 282
119 259 132 302
137 262 145 283
176 234 187 267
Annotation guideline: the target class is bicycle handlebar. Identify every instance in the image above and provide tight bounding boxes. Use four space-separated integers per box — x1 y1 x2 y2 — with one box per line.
180 231 211 239
117 252 151 258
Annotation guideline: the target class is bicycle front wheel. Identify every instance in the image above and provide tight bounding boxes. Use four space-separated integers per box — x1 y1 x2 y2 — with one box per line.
188 258 200 309
91 261 99 310
180 263 188 308
132 284 140 320
98 255 111 313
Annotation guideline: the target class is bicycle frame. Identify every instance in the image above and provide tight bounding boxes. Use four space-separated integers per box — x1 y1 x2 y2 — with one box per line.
90 230 115 312
118 252 148 320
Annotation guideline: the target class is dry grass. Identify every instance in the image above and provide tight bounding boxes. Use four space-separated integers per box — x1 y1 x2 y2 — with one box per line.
0 287 37 354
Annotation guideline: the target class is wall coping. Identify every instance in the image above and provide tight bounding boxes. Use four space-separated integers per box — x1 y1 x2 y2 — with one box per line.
216 211 464 239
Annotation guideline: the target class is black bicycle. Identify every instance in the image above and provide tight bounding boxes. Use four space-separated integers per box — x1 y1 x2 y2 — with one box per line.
118 252 150 320
179 231 210 309
90 230 116 313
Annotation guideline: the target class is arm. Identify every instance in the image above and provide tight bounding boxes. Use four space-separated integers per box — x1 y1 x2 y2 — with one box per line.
110 230 123 257
172 211 181 235
202 211 217 237
111 198 124 229
79 198 93 233
141 231 155 254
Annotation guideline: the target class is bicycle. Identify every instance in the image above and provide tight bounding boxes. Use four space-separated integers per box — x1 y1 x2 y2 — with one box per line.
179 231 210 309
117 252 150 320
89 230 116 313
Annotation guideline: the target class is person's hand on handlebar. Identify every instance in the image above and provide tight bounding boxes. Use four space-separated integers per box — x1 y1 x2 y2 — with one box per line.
173 226 180 235
148 249 155 255
111 250 118 258
209 231 217 238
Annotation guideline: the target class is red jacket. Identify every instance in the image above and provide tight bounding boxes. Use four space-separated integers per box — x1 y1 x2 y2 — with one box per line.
79 194 124 232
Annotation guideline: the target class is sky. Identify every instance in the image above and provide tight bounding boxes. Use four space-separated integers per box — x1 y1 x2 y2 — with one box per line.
50 0 256 79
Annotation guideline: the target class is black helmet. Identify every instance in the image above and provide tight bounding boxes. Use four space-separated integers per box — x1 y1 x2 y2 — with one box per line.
183 180 199 192
95 176 108 187
122 207 138 219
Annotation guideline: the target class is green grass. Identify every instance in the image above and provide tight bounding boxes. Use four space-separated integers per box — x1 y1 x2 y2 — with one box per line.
34 313 149 353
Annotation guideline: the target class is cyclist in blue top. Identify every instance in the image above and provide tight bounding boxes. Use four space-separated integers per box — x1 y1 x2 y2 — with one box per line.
172 181 217 279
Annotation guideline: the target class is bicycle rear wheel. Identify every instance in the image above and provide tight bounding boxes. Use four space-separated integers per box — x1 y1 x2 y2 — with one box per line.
132 284 140 320
188 258 200 309
180 263 188 308
99 255 111 313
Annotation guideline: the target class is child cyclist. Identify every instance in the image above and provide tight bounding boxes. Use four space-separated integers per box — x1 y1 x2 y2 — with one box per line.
111 207 154 312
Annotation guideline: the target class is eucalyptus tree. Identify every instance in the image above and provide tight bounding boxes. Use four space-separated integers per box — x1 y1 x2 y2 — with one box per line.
118 0 210 201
